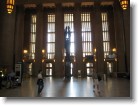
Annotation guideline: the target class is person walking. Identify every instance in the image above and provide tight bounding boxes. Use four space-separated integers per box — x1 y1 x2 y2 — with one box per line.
37 70 44 95
0 72 2 89
92 69 100 93
7 70 16 88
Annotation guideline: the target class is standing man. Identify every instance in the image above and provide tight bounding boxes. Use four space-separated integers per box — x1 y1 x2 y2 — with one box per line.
92 69 100 93
0 72 2 89
37 70 44 95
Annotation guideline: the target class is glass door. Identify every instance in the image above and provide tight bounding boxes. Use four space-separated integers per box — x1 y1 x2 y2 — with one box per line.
86 62 93 76
46 63 53 76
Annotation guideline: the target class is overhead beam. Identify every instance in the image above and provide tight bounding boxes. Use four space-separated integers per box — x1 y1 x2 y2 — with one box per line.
15 0 115 5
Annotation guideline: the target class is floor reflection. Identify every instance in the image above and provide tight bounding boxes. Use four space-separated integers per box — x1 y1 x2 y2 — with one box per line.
0 77 130 97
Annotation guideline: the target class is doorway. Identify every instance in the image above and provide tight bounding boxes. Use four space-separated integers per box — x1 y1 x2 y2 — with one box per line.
106 62 113 77
70 63 74 76
86 62 93 76
45 63 53 76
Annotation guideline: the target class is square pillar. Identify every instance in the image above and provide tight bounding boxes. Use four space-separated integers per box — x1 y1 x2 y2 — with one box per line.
15 5 25 63
74 3 85 77
55 3 64 77
113 1 126 74
33 4 44 76
92 3 104 74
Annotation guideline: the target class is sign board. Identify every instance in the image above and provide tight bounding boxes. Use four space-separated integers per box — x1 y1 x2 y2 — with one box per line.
15 63 22 84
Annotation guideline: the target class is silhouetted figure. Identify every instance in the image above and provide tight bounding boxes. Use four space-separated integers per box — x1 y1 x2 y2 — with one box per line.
37 70 44 95
92 69 100 93
64 26 71 79
0 72 2 89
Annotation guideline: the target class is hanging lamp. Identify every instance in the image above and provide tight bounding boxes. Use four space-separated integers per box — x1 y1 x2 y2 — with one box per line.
119 0 128 10
6 0 15 14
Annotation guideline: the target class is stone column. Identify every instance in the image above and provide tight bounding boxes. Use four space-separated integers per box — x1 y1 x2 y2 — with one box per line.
15 5 25 63
107 6 116 50
123 6 130 74
24 8 32 52
113 1 126 74
107 6 117 75
0 0 16 70
55 3 64 77
92 3 104 74
91 7 96 72
74 3 85 77
33 4 43 76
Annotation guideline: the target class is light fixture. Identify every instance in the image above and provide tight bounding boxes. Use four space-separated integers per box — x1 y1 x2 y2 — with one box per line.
42 49 45 54
112 48 116 52
42 59 44 63
23 50 28 54
62 59 64 62
94 48 96 53
23 49 29 62
6 0 15 14
119 0 128 10
22 59 25 62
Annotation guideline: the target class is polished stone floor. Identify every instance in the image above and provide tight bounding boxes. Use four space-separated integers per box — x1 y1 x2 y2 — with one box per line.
0 77 130 98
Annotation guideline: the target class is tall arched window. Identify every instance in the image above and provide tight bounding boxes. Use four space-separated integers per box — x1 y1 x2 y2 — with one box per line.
81 13 93 57
29 15 36 59
101 13 110 58
46 14 55 59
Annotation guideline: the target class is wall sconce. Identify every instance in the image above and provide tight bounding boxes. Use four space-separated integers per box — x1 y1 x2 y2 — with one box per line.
94 48 97 53
23 50 28 54
23 49 28 58
74 59 76 62
119 0 128 10
62 59 64 62
42 59 44 63
42 49 46 58
22 59 25 62
112 48 116 52
23 49 29 62
42 49 45 54
6 0 15 14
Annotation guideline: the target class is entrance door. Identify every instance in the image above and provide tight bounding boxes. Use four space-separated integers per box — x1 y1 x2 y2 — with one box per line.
86 62 93 76
46 63 53 76
70 63 73 76
107 62 113 77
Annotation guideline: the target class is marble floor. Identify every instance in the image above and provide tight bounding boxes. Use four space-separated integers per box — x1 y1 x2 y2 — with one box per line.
0 77 130 98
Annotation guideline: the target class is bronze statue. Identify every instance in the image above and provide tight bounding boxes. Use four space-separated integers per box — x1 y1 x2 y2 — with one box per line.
64 26 71 78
